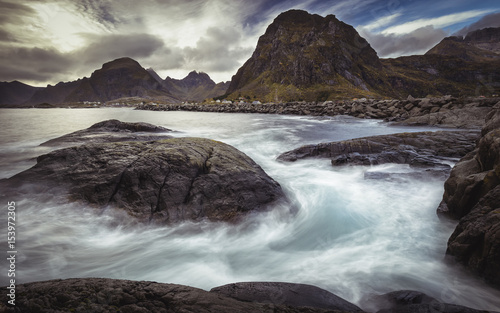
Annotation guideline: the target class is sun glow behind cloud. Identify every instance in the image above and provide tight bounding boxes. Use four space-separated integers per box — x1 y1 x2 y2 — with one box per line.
31 2 109 53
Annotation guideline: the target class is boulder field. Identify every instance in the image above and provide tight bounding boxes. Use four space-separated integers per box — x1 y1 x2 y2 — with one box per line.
137 96 499 129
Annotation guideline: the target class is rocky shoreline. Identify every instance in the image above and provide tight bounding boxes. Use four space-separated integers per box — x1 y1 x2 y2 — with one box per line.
1 278 495 313
136 96 499 128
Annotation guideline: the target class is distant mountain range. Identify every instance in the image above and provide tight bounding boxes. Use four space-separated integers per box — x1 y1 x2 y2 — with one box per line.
1 9 499 106
0 58 228 106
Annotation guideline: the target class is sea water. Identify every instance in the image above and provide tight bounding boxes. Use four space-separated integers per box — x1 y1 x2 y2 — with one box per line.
0 108 499 310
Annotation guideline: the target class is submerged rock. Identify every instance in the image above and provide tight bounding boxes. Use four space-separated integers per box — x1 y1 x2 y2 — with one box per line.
0 278 362 313
40 119 173 146
277 131 479 175
5 137 286 224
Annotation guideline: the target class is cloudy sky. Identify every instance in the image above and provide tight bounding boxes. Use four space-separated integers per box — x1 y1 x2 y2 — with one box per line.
1 0 499 86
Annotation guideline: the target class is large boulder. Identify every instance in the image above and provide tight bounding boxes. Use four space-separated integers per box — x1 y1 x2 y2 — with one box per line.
1 278 361 312
4 137 286 224
211 282 363 312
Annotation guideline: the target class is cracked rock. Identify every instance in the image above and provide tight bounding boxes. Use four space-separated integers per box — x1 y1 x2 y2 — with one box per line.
2 137 286 224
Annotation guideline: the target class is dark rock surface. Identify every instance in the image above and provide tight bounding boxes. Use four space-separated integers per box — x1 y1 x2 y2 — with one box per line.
41 119 174 147
1 278 358 312
277 131 479 174
211 282 363 312
3 279 495 313
438 104 500 218
447 185 500 286
363 290 492 313
4 137 286 224
395 106 493 129
439 103 500 285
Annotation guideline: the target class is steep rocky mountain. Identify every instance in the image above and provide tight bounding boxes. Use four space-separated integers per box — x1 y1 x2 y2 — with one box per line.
163 71 228 102
63 57 177 103
0 81 42 106
227 10 388 102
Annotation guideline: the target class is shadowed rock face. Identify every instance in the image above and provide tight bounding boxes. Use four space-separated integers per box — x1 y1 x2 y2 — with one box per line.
437 104 500 285
4 136 286 224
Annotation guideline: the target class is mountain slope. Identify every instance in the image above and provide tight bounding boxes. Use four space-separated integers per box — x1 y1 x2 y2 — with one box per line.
0 81 42 106
227 10 388 101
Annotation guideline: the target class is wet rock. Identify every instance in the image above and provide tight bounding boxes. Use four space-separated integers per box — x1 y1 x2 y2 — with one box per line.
447 186 500 285
1 278 357 313
363 290 491 313
438 107 500 218
211 282 363 312
439 106 500 285
277 131 479 173
4 137 286 224
41 119 173 147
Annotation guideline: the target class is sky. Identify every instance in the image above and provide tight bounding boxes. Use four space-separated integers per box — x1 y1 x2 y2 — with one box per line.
1 0 499 87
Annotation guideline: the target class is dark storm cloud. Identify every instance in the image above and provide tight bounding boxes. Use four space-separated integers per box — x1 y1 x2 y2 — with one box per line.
0 0 36 25
0 47 73 82
0 33 165 84
76 33 165 66
454 12 500 36
359 26 448 57
182 27 254 72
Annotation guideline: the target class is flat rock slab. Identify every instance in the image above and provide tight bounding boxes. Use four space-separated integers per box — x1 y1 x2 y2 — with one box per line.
278 131 479 164
40 119 174 147
211 282 363 312
3 137 286 224
1 278 361 313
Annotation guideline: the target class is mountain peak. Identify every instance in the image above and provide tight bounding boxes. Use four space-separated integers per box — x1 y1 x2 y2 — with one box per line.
101 57 142 71
227 9 381 101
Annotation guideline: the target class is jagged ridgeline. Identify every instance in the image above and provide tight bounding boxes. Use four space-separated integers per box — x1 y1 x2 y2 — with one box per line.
1 10 500 106
226 10 500 101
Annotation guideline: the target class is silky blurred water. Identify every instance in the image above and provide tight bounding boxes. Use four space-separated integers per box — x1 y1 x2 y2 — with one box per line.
1 108 499 311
